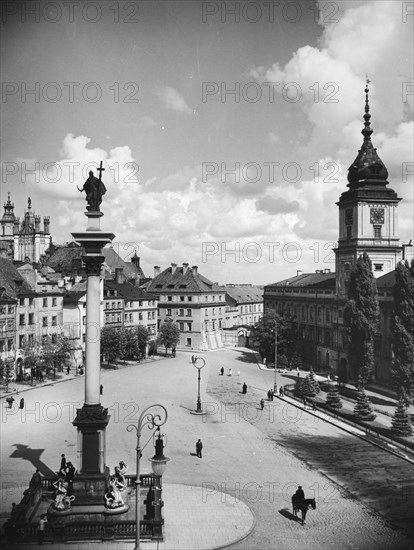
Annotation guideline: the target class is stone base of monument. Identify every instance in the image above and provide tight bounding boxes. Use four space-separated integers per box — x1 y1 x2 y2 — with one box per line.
71 469 110 505
48 503 129 519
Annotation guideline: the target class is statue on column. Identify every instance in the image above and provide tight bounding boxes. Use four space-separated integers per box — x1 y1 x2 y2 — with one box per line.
78 162 106 212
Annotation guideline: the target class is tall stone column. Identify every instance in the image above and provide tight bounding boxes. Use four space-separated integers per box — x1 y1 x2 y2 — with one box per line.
71 211 115 503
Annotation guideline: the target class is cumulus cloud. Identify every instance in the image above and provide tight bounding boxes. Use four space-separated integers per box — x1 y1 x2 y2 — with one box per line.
156 86 193 115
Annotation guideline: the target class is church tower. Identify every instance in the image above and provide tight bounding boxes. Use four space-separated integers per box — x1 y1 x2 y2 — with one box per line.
334 81 402 296
0 192 16 239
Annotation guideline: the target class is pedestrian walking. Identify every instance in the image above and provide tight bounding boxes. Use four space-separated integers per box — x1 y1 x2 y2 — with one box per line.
267 390 271 400
6 396 14 409
100 384 103 395
59 454 66 476
37 514 47 545
296 367 300 377
19 398 24 410
39 370 44 382
270 389 274 401
263 357 267 366
279 386 284 397
67 365 70 375
242 382 247 394
220 367 224 376
196 439 203 458
172 347 176 358
30 469 42 490
228 368 232 376
260 398 265 410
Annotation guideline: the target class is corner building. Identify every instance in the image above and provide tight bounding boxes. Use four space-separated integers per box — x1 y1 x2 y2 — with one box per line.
264 84 407 387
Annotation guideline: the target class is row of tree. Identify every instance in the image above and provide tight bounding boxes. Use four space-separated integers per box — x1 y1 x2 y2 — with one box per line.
100 320 181 365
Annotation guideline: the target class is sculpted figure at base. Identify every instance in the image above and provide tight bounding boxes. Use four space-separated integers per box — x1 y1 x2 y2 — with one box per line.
104 477 124 509
51 477 75 511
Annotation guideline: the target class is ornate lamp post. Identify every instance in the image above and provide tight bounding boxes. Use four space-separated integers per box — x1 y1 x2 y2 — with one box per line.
127 405 169 550
192 356 205 413
274 322 278 393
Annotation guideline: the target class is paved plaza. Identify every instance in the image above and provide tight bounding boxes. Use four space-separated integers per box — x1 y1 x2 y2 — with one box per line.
1 348 413 549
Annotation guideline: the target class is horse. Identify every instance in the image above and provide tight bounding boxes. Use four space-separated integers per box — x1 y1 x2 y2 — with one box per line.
292 496 316 525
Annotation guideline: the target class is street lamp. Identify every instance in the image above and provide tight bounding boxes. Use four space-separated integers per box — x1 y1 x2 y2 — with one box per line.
274 322 277 393
127 404 169 550
192 355 205 413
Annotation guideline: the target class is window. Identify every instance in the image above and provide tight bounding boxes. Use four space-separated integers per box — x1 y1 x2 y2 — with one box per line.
118 301 121 308
28 334 34 346
179 322 184 331
152 311 155 319
186 309 191 317
219 308 222 314
52 297 57 307
374 226 381 239
205 309 208 316
167 309 172 316
19 314 25 326
317 307 322 323
326 309 330 322
42 317 48 327
147 312 151 320
168 296 172 302
374 264 383 271
52 316 57 326
7 339 13 351
29 297 34 306
188 296 192 302
179 309 184 316
29 313 34 325
219 320 222 328
19 298 25 306
0 341 4 352
51 334 57 344
43 298 48 307
8 306 14 314
0 307 5 315
112 302 115 309
186 322 192 331
180 296 185 302
19 335 25 347
139 313 142 321
186 338 192 347
212 296 215 301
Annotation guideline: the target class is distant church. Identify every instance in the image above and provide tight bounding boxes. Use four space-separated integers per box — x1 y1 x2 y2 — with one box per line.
0 195 51 263
264 82 411 386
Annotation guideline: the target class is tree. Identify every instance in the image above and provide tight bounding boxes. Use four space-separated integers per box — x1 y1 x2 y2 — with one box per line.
353 388 376 421
344 252 379 387
101 326 120 365
391 399 413 436
326 384 343 409
134 325 150 358
308 367 320 395
391 259 414 405
253 310 298 366
157 320 180 355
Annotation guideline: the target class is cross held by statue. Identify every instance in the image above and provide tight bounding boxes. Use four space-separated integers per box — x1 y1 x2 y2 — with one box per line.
97 161 105 181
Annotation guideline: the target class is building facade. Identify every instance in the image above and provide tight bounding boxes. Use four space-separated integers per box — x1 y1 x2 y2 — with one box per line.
146 263 226 350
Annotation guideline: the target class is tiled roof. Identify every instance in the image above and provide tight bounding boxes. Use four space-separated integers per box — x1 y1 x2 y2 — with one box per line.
0 258 34 297
265 272 336 290
225 285 264 305
63 290 86 305
376 270 396 289
102 248 145 280
147 266 225 294
45 243 84 272
104 280 152 301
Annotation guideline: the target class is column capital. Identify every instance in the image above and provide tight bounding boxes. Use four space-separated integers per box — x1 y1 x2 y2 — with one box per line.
83 255 105 276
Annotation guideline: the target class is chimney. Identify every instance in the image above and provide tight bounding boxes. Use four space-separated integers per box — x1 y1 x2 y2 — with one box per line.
296 270 302 277
324 268 331 274
183 262 189 274
115 267 124 284
192 265 198 275
58 279 64 288
35 216 41 232
171 262 177 274
154 266 161 277
44 216 50 234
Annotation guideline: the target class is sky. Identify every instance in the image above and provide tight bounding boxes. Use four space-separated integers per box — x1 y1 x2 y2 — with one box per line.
1 0 413 284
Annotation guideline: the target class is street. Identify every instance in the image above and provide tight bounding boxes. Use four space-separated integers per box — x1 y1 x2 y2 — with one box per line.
1 348 413 549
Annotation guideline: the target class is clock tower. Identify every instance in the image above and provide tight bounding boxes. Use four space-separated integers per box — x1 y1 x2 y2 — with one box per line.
334 81 402 296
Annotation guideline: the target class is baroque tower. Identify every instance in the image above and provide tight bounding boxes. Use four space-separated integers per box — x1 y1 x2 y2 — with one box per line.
334 81 402 296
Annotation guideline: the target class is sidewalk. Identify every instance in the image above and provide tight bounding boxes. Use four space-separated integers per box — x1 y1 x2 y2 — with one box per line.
1 484 255 550
0 356 164 400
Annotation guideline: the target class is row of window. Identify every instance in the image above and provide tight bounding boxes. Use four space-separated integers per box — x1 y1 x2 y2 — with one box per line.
18 297 58 307
105 300 156 309
164 294 224 303
271 302 343 324
240 304 262 313
0 306 15 315
19 313 59 327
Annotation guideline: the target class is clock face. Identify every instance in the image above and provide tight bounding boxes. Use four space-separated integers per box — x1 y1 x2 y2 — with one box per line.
370 208 385 224
345 209 353 226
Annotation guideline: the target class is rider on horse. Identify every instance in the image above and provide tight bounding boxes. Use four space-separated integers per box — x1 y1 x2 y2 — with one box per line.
294 486 305 501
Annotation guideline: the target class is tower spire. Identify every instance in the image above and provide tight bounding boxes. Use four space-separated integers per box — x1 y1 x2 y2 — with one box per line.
347 79 388 188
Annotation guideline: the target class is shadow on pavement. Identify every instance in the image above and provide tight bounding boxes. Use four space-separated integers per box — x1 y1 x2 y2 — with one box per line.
278 508 299 522
10 444 56 478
